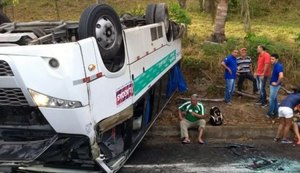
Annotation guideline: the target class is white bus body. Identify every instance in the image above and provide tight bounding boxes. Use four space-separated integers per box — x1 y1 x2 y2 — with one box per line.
0 4 185 173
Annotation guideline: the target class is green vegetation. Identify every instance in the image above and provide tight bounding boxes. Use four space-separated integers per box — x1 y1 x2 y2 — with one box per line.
0 0 19 7
169 3 191 25
3 0 300 87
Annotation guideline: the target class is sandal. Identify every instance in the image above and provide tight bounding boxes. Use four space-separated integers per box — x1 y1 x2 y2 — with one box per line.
198 141 205 145
182 139 191 144
198 139 205 144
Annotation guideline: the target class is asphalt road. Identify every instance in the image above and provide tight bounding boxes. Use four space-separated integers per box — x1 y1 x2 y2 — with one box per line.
119 136 300 173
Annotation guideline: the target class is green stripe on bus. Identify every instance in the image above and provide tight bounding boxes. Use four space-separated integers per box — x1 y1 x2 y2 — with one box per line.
133 50 176 95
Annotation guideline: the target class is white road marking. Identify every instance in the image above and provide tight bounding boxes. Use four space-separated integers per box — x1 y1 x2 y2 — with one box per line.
124 160 300 172
123 163 252 172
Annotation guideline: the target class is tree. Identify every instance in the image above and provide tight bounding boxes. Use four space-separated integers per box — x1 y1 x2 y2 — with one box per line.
240 0 251 33
177 0 187 9
0 0 18 22
199 0 217 15
0 0 18 12
54 0 60 20
211 0 228 43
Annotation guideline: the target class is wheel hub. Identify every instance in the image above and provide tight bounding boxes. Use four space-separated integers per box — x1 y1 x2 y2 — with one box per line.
95 17 116 49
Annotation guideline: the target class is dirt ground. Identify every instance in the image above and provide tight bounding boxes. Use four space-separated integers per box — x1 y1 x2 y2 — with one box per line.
156 93 279 127
156 69 287 128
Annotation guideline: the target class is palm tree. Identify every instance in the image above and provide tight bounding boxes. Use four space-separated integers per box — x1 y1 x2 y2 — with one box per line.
211 0 228 43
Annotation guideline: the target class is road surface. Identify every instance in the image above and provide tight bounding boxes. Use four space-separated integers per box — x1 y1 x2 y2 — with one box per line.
119 136 300 173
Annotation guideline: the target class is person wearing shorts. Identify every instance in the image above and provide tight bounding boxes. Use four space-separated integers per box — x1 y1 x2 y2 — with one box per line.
292 104 300 145
274 92 300 144
178 94 208 144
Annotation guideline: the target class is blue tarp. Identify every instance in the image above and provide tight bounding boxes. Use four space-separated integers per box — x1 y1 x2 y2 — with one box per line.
166 63 188 98
144 93 151 125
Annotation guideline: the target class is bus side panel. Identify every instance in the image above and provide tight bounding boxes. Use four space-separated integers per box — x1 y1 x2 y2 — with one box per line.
83 40 132 124
123 23 182 102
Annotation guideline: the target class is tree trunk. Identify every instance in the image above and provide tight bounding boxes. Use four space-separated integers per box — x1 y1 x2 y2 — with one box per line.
241 0 251 33
178 0 187 9
268 0 273 5
211 0 228 43
0 0 3 12
54 0 60 20
199 0 216 14
199 0 204 11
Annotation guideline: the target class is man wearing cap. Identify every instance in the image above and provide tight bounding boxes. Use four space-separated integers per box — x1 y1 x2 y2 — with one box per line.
178 94 207 144
237 48 258 96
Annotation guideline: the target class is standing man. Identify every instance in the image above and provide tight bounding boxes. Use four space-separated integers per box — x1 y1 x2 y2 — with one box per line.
274 92 300 144
267 54 284 118
221 49 238 105
255 45 271 107
178 94 207 144
237 48 258 96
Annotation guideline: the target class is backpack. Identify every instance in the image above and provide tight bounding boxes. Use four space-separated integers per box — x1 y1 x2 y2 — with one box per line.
209 106 223 126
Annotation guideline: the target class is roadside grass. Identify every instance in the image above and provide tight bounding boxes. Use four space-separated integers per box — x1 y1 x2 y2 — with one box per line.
183 0 300 86
3 0 300 86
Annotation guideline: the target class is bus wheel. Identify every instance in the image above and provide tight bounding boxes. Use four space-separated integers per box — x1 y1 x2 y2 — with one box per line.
0 11 11 25
155 3 169 34
78 4 123 60
145 4 156 25
171 21 180 40
166 21 173 42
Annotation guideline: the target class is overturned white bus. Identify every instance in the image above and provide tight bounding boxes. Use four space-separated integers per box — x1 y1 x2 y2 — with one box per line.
0 3 186 173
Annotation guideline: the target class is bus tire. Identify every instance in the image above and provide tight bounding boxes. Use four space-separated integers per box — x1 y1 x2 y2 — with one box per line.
155 3 169 34
78 4 123 60
166 21 173 42
171 21 180 40
145 4 156 24
0 11 11 25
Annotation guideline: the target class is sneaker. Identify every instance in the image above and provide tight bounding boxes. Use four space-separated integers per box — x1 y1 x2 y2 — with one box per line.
265 114 271 119
253 91 259 95
225 102 232 106
255 100 261 105
261 104 268 108
281 139 293 144
273 137 280 142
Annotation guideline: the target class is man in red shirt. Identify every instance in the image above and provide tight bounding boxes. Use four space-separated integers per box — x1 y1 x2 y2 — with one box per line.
255 45 271 107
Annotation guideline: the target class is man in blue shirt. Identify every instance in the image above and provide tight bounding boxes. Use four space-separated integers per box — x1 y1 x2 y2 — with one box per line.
267 54 284 118
221 49 238 105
